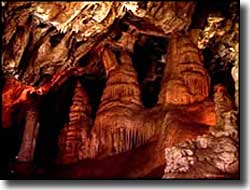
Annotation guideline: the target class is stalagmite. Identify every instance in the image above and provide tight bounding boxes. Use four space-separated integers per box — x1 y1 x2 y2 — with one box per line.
93 48 159 156
57 81 92 164
158 34 210 106
213 84 234 127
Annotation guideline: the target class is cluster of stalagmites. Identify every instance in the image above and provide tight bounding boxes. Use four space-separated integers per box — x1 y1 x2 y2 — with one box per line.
57 47 161 161
55 34 217 163
1 33 238 179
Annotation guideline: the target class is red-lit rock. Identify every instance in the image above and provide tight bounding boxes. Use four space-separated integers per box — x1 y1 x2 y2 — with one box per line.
158 34 210 105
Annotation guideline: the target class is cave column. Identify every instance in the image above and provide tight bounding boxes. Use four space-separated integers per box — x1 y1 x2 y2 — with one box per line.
16 101 40 162
158 34 210 106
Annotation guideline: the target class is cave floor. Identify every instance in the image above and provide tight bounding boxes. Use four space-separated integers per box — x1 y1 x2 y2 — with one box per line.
11 140 165 179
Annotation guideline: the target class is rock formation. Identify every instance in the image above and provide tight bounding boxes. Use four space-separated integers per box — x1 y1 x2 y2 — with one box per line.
93 48 158 156
158 34 210 106
57 81 92 164
163 84 238 179
1 1 239 179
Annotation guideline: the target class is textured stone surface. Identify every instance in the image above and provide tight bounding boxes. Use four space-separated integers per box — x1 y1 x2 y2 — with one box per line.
93 49 157 156
17 111 39 162
2 2 195 86
1 1 238 179
58 81 92 164
2 79 36 128
158 34 210 105
163 84 238 179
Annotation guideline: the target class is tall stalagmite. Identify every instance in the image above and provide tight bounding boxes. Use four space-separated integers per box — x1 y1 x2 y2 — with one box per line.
58 81 92 164
93 48 159 156
158 34 210 106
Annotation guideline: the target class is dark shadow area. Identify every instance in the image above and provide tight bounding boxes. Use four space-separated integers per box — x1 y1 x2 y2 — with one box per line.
133 35 167 108
191 0 234 29
203 47 236 99
32 77 76 177
79 75 106 120
4 178 245 188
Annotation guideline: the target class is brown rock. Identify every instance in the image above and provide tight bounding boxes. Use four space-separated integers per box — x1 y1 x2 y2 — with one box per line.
158 34 210 105
57 81 92 164
2 78 36 128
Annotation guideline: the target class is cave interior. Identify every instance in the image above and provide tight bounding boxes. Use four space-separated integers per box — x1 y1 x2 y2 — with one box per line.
1 0 239 179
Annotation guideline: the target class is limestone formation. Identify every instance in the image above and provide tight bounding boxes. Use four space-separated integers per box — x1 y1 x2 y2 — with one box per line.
158 34 210 106
1 1 238 179
58 81 92 164
163 84 238 179
93 49 157 156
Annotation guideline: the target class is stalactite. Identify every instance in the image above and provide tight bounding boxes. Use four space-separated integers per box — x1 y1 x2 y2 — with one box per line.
158 34 210 106
57 81 92 164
